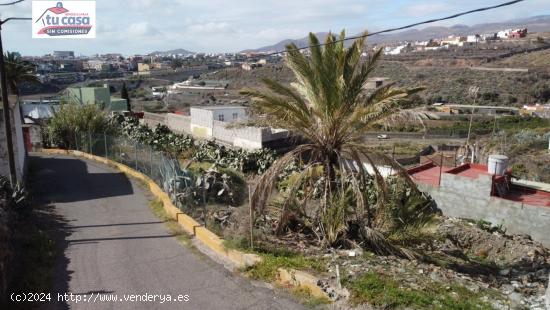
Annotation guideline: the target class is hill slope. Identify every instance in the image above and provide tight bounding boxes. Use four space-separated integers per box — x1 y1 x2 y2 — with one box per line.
243 15 550 53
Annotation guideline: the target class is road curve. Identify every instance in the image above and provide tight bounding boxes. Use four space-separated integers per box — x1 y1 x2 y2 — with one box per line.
32 154 304 310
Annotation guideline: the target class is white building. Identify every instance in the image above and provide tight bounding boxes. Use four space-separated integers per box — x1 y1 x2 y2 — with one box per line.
467 35 480 43
187 106 287 149
497 29 511 39
384 45 408 55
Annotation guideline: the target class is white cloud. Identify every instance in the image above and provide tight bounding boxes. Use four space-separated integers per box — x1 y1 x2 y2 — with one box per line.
187 22 235 35
127 22 161 36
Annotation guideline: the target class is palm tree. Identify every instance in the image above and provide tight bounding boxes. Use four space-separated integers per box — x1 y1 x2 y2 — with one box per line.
4 51 40 96
241 31 425 257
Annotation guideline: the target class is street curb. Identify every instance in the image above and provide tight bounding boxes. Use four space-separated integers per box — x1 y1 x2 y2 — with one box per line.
40 149 330 300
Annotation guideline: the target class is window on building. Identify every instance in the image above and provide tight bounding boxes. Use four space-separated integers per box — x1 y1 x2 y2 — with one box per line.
218 114 224 122
232 113 238 120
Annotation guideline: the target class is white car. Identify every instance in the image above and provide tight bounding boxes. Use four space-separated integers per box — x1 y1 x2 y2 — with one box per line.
377 134 389 140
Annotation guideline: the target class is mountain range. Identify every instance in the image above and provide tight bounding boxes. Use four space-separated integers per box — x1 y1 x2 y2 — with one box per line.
149 48 195 57
241 15 550 53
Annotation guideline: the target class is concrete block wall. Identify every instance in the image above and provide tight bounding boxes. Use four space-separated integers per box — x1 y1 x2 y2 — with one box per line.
211 120 237 145
212 120 264 149
166 114 191 135
142 112 166 129
418 183 550 247
441 173 493 201
261 128 289 142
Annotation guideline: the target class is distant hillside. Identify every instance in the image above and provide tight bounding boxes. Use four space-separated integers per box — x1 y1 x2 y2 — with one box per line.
242 32 329 53
243 15 550 53
149 48 195 56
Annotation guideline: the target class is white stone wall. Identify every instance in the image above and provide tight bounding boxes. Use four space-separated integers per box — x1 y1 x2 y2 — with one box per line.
141 112 166 129
145 110 289 150
0 98 26 182
13 103 25 180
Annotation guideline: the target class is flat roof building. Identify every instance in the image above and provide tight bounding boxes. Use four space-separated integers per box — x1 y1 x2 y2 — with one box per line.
408 161 550 246
65 84 128 112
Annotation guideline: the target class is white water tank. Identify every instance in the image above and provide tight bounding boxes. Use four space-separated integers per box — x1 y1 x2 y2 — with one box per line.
488 155 509 176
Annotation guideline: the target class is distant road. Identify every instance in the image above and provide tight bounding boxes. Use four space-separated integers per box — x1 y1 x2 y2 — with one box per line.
364 131 467 141
470 66 528 73
33 154 303 310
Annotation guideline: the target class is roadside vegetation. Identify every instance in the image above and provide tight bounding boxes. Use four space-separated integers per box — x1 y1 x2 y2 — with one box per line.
0 172 57 309
344 272 495 309
46 103 114 149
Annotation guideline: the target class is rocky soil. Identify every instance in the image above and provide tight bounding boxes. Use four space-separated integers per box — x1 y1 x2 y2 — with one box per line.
317 218 549 309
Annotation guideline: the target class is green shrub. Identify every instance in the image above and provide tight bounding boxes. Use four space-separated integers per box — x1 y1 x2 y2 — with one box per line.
48 104 113 148
345 272 495 309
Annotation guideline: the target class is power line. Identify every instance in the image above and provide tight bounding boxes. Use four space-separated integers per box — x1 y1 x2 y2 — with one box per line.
260 0 526 56
0 0 25 6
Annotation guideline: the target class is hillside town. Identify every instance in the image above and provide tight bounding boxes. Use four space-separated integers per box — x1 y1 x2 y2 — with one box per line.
1 1 550 310
380 28 529 55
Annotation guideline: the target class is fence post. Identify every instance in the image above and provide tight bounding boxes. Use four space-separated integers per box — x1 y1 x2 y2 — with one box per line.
104 132 108 158
88 131 92 154
74 131 78 151
249 184 254 249
172 161 178 209
149 146 153 176
134 142 138 170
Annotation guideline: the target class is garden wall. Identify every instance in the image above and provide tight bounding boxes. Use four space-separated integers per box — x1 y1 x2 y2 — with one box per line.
166 114 192 135
143 111 289 150
142 112 166 129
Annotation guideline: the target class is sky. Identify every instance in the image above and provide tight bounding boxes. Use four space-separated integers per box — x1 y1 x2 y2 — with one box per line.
0 0 549 56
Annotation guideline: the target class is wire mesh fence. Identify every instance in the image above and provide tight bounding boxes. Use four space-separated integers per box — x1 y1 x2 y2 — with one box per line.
73 132 193 212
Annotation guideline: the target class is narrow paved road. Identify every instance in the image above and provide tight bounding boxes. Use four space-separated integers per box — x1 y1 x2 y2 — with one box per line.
32 154 304 310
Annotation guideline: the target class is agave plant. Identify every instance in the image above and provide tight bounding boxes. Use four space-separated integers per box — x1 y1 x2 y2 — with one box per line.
241 31 426 257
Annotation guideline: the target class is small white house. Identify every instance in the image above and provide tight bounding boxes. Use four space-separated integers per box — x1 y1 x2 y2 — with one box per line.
190 106 248 138
188 106 288 149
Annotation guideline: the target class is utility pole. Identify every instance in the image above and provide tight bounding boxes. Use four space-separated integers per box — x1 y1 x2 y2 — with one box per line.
0 17 31 185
